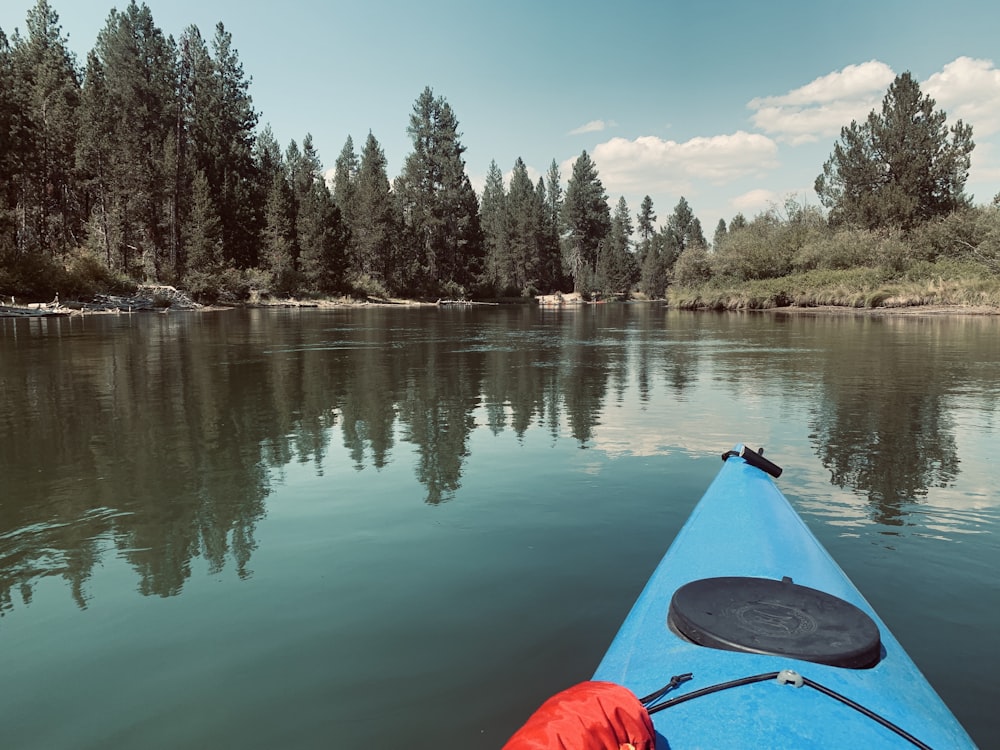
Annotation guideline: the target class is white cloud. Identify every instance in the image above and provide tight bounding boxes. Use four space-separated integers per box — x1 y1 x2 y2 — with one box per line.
732 189 779 213
569 119 616 135
748 60 895 144
580 132 780 197
750 61 895 108
923 57 1000 136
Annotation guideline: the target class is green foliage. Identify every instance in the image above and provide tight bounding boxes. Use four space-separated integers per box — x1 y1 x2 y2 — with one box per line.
562 150 610 292
348 272 391 300
906 206 1000 270
673 245 712 287
539 165 566 292
395 87 483 297
792 227 908 273
712 218 727 249
184 170 223 278
816 72 974 230
298 180 349 295
638 244 667 299
713 212 789 281
637 195 656 242
595 196 638 294
9 0 81 257
664 197 706 251
714 201 828 282
506 158 543 295
261 172 297 295
202 23 260 269
351 132 397 289
62 248 135 297
480 160 508 294
332 135 359 226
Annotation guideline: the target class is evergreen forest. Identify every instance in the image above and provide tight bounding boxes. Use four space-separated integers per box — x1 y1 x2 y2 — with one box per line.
3 1 1000 307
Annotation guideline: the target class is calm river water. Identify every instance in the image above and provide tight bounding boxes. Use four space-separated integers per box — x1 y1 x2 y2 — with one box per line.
1 304 998 748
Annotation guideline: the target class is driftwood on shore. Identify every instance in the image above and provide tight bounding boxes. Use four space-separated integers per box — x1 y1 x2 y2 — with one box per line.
436 298 499 306
0 285 202 317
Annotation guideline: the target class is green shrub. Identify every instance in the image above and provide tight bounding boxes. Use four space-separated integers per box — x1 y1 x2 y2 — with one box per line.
673 245 712 286
349 273 392 300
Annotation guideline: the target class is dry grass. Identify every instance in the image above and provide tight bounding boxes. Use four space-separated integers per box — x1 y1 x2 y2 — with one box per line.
670 262 1000 311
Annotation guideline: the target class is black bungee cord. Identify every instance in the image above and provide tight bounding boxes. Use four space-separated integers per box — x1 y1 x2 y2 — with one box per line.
640 670 932 750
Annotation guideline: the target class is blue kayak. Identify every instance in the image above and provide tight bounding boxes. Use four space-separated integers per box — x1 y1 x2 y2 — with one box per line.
593 446 976 748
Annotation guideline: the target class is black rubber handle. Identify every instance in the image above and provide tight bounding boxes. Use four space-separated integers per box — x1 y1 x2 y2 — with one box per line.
721 445 783 478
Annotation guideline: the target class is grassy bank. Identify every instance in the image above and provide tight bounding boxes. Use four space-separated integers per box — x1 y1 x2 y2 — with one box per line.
669 260 1000 311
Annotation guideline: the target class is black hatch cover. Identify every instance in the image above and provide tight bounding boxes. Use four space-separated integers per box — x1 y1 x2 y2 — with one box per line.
668 576 881 669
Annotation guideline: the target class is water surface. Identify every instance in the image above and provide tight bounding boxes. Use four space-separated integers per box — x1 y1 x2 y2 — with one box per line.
1 305 997 747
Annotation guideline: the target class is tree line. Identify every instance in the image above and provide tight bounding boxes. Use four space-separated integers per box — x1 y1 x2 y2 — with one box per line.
2 1 997 305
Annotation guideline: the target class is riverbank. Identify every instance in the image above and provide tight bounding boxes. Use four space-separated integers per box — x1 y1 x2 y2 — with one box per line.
5 297 998 318
4 286 998 318
767 303 1000 316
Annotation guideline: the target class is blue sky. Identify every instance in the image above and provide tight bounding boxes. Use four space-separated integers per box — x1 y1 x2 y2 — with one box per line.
5 0 1000 232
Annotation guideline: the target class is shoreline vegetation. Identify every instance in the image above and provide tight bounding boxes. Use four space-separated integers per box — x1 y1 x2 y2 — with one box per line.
3 3 999 319
3 280 998 318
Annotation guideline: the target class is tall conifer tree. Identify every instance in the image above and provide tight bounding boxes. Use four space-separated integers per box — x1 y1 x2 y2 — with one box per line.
352 132 395 287
816 72 974 230
79 1 177 277
9 0 81 257
480 159 508 294
396 87 482 297
333 135 359 228
507 158 539 295
562 150 610 293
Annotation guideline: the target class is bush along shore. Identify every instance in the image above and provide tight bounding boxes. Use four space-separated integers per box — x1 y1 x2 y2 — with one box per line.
669 261 1000 313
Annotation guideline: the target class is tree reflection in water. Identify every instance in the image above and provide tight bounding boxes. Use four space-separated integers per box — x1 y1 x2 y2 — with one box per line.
1 307 995 613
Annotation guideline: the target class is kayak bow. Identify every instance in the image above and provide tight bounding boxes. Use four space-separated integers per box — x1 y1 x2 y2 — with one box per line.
593 446 976 748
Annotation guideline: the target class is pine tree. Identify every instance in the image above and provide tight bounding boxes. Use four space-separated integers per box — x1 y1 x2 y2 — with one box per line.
639 234 667 299
596 196 637 294
0 29 17 263
208 22 259 268
298 179 348 294
9 0 81 258
534 175 563 292
282 133 350 295
79 1 177 278
544 159 563 233
542 160 566 290
507 158 540 295
635 195 656 267
253 125 283 186
183 169 223 299
352 132 396 290
637 196 656 242
713 218 728 249
332 135 359 228
815 72 974 230
562 150 610 293
480 159 508 294
396 87 483 297
261 171 296 294
665 197 706 251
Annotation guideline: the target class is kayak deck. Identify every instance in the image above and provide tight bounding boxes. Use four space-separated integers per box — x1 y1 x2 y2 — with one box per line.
593 449 975 748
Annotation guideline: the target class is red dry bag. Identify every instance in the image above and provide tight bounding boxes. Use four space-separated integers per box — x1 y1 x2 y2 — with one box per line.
502 681 655 750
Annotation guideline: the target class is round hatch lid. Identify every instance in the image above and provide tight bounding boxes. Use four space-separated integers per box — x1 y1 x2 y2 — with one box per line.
668 576 881 669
